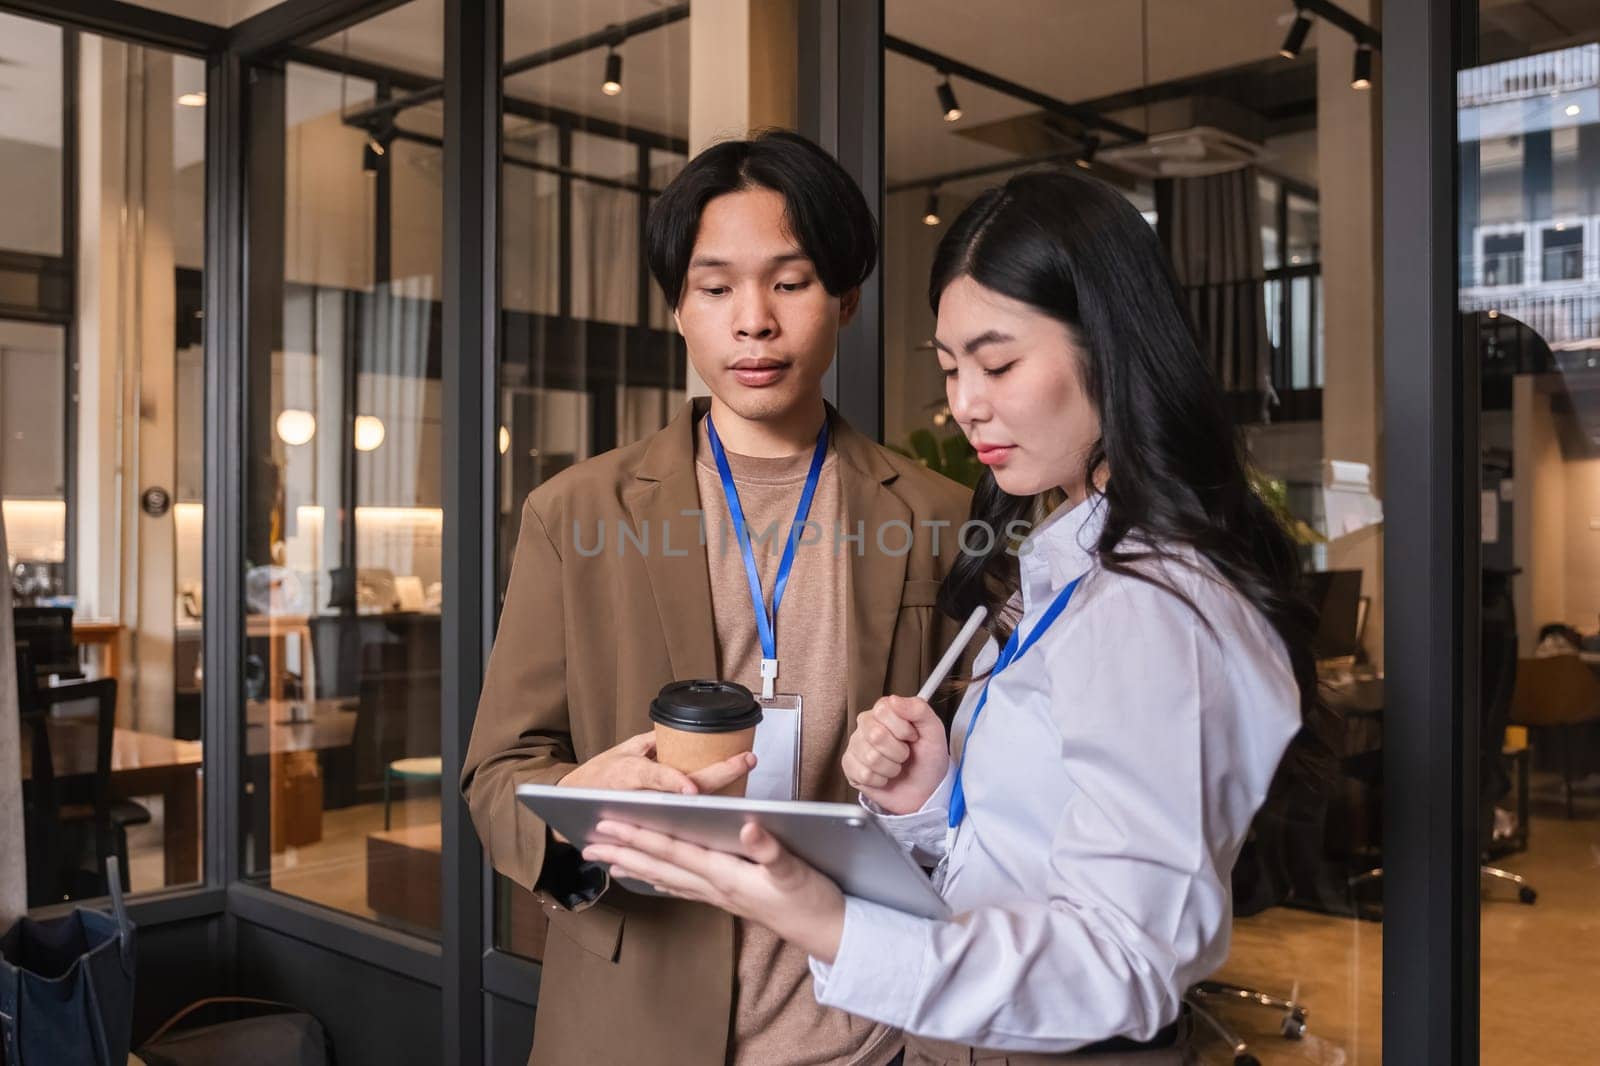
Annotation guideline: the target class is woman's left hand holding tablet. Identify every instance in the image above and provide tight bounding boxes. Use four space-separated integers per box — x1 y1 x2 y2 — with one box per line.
583 820 847 964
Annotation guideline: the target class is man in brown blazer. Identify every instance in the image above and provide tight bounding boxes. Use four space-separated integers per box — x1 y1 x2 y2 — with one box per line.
462 130 972 1066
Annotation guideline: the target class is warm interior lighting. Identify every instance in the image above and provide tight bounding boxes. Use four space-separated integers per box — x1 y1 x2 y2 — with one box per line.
936 77 962 123
1351 44 1373 90
177 91 207 108
602 50 623 96
1076 135 1100 170
498 425 511 455
1279 11 1312 59
275 409 316 446
354 415 386 452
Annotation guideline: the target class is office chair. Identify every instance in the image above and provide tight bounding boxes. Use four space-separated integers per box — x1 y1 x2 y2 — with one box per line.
1478 572 1536 903
1186 980 1307 1066
1510 653 1600 819
19 668 148 902
1183 756 1316 1065
13 605 82 679
1347 572 1537 905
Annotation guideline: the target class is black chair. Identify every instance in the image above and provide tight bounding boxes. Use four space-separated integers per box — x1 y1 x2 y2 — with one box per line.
18 663 149 905
1184 749 1317 1066
1478 570 1536 902
1345 571 1536 906
13 605 83 680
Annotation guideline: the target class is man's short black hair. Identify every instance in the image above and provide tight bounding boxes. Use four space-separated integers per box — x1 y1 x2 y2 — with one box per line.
645 129 878 309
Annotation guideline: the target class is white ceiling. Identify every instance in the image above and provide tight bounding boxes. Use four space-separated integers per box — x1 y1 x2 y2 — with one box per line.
884 0 1303 185
12 0 1600 192
0 0 1333 184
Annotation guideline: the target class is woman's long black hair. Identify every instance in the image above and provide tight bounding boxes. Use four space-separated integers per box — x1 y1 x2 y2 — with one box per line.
932 168 1320 730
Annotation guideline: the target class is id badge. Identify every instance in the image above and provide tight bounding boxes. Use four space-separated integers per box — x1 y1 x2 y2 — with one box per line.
747 694 802 800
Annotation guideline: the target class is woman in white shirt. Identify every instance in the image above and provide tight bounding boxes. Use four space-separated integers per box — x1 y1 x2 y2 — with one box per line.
582 169 1319 1063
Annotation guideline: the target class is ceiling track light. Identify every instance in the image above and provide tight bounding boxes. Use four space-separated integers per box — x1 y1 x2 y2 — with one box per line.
936 75 962 123
1279 8 1313 59
362 123 396 173
602 46 623 96
1351 42 1373 90
923 189 942 227
1076 134 1100 170
601 26 625 96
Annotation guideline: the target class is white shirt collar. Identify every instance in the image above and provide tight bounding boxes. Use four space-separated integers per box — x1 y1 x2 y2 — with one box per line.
1017 494 1107 612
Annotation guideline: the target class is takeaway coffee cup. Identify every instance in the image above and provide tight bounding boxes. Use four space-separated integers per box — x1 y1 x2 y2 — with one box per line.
650 680 764 797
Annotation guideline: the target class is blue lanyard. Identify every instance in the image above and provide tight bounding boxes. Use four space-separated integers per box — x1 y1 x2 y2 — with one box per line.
705 415 830 699
948 574 1084 829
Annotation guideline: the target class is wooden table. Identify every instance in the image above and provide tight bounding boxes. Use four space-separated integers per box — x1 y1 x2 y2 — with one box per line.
70 620 124 682
21 720 202 887
251 615 317 704
22 698 357 886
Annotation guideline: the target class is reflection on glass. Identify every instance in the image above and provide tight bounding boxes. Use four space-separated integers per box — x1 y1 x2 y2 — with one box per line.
7 24 208 904
241 2 444 939
1462 33 1600 1066
493 1 690 962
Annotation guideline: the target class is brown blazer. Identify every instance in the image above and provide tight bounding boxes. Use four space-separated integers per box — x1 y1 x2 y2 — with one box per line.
462 398 974 1066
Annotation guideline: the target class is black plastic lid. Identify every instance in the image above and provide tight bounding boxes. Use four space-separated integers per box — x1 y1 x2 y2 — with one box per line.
649 680 763 733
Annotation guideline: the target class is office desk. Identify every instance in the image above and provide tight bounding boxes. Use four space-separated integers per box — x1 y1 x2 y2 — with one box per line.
21 720 202 886
70 620 124 683
22 698 357 886
178 615 319 703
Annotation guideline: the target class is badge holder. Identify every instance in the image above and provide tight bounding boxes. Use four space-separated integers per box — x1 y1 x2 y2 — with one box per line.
748 693 803 801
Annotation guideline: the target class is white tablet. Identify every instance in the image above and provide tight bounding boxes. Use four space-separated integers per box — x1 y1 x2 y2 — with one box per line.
516 784 951 921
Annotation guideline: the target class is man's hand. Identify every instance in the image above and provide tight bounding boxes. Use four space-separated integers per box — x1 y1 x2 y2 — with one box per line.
558 730 757 794
842 696 950 815
552 731 757 844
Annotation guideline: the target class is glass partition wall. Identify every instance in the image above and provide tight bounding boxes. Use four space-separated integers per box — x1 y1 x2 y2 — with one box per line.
239 0 447 938
491 0 690 964
3 11 209 904
1458 13 1600 1064
0 1 1528 1063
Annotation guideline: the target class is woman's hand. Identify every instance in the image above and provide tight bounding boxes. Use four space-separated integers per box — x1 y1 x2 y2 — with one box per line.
582 820 847 964
843 696 950 815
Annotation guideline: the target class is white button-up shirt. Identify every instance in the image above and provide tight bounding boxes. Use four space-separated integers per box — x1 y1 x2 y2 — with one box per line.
809 495 1302 1053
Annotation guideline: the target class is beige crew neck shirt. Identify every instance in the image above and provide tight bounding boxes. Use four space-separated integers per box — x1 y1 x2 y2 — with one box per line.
695 416 900 1066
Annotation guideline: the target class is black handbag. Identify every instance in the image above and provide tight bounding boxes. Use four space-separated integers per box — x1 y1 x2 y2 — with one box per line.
0 857 136 1066
137 997 335 1066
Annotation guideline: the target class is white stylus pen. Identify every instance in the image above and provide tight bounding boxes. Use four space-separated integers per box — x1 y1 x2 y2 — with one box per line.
915 605 989 702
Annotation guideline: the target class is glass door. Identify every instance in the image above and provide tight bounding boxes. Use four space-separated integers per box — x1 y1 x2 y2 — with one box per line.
1458 12 1600 1064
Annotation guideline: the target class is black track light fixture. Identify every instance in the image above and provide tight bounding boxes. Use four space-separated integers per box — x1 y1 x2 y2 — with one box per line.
363 122 394 173
602 46 623 96
923 189 942 227
1279 8 1313 59
1351 42 1373 89
936 75 962 123
1076 134 1100 170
